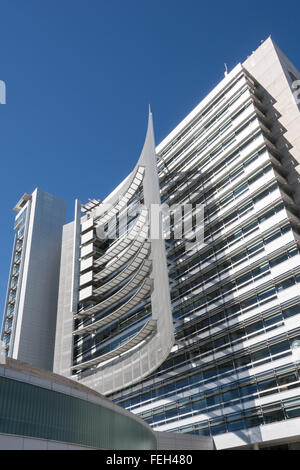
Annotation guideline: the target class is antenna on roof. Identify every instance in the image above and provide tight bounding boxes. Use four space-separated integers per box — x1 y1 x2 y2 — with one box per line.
224 63 228 77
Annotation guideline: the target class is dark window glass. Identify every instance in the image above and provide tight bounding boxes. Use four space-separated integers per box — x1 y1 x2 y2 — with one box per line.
270 341 290 356
285 406 300 420
246 320 263 335
276 277 295 292
263 408 284 424
257 378 277 393
207 394 221 406
210 423 227 435
227 419 245 431
222 388 240 402
239 383 257 397
251 348 268 363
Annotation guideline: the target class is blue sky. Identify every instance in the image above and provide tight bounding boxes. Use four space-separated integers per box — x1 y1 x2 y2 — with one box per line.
0 0 300 320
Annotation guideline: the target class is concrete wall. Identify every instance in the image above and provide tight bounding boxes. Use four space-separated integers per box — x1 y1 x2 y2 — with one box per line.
155 431 214 450
0 434 94 450
53 222 75 378
243 37 300 204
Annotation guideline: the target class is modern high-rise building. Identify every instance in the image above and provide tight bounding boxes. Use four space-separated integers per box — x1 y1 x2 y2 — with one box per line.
52 37 300 449
1 188 66 370
3 37 300 450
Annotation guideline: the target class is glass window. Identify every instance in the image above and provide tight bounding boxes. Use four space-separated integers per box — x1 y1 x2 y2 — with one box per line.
234 355 250 368
270 341 290 356
195 427 210 436
264 313 282 328
192 399 206 411
257 378 277 393
248 241 264 256
258 288 276 303
207 394 221 406
244 415 264 427
222 388 240 402
285 406 300 420
278 372 298 389
210 423 227 435
283 305 300 318
263 408 284 424
246 320 263 335
276 277 295 292
251 348 268 363
218 361 234 374
234 183 248 197
230 329 245 342
232 251 246 264
227 419 245 431
214 336 228 348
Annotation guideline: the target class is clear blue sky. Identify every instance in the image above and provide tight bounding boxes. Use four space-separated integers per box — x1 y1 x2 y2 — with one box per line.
0 0 300 321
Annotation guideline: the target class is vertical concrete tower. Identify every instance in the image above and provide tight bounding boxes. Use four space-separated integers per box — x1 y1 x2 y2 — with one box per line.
1 188 66 370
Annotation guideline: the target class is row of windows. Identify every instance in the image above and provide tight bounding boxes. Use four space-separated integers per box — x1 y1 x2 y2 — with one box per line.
160 143 267 211
160 96 253 179
136 363 299 422
170 186 283 270
140 370 300 427
172 247 299 305
115 309 300 407
202 181 280 241
173 270 300 325
167 305 300 379
172 396 300 437
176 299 299 347
161 137 275 213
158 74 247 161
169 159 275 231
170 223 291 282
190 148 270 204
165 114 260 185
204 164 273 219
169 200 285 269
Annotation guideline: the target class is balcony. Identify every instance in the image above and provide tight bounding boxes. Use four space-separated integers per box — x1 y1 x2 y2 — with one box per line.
94 208 148 268
94 234 150 280
94 246 151 295
77 258 152 313
94 166 145 227
72 319 157 370
74 278 153 334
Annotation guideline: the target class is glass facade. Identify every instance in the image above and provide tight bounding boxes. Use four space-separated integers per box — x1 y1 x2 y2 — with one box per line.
104 70 300 440
0 374 156 449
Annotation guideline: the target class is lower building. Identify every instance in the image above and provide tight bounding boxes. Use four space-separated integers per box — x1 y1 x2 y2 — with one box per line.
0 357 157 450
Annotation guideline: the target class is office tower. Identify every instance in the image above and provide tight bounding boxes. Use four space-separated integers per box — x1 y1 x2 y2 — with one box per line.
53 37 300 449
1 188 66 370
